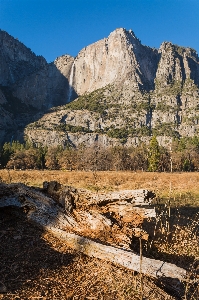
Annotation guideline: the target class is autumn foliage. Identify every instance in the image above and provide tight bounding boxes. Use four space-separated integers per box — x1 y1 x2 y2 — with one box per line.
1 136 199 172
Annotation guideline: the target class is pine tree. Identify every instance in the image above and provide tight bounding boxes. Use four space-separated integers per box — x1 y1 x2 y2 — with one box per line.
1 142 13 167
148 136 160 172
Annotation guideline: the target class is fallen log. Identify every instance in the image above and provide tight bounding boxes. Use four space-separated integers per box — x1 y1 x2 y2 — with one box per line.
45 226 187 281
0 182 188 283
76 189 156 207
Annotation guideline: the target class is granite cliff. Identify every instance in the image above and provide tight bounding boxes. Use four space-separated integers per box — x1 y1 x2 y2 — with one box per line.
63 28 159 95
1 28 199 147
0 30 75 143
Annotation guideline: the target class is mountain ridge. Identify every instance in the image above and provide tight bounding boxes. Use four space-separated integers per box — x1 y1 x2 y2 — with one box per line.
0 28 199 147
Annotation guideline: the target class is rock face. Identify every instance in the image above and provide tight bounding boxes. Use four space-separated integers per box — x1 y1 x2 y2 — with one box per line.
71 28 159 95
0 30 46 86
0 30 74 142
0 31 74 110
156 42 199 87
1 28 199 146
0 30 74 109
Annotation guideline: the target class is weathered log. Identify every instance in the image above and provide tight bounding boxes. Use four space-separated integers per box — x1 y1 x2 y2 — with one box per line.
45 226 187 281
43 181 78 212
106 201 156 221
42 181 155 210
0 182 188 283
0 183 79 229
77 189 156 207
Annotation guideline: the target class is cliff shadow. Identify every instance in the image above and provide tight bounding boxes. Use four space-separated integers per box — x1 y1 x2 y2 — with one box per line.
0 63 78 145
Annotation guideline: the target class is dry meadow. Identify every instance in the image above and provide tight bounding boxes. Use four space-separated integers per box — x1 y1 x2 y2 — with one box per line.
1 169 199 205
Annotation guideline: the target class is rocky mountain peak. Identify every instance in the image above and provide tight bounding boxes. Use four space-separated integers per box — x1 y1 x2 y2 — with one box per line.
0 29 47 86
69 28 158 96
107 27 142 56
109 27 137 40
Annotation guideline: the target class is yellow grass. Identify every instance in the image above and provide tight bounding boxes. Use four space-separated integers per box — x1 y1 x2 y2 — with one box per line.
1 169 199 205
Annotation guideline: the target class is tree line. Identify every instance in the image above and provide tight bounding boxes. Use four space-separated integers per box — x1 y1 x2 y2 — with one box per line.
1 136 199 172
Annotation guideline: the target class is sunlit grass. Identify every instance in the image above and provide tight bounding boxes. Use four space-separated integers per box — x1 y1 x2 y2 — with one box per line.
0 169 199 206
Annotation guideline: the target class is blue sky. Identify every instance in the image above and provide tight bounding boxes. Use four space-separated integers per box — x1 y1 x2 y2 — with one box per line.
0 0 199 62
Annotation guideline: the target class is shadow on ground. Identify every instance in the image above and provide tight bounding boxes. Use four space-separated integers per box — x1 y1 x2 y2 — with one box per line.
0 207 76 298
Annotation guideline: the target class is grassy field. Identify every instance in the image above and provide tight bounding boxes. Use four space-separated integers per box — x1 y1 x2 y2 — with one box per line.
1 169 199 206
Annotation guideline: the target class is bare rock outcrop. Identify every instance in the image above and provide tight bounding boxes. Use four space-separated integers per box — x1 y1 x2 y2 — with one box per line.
156 42 199 88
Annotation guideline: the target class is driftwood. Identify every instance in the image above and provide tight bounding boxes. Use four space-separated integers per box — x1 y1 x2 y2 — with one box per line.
0 182 187 283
